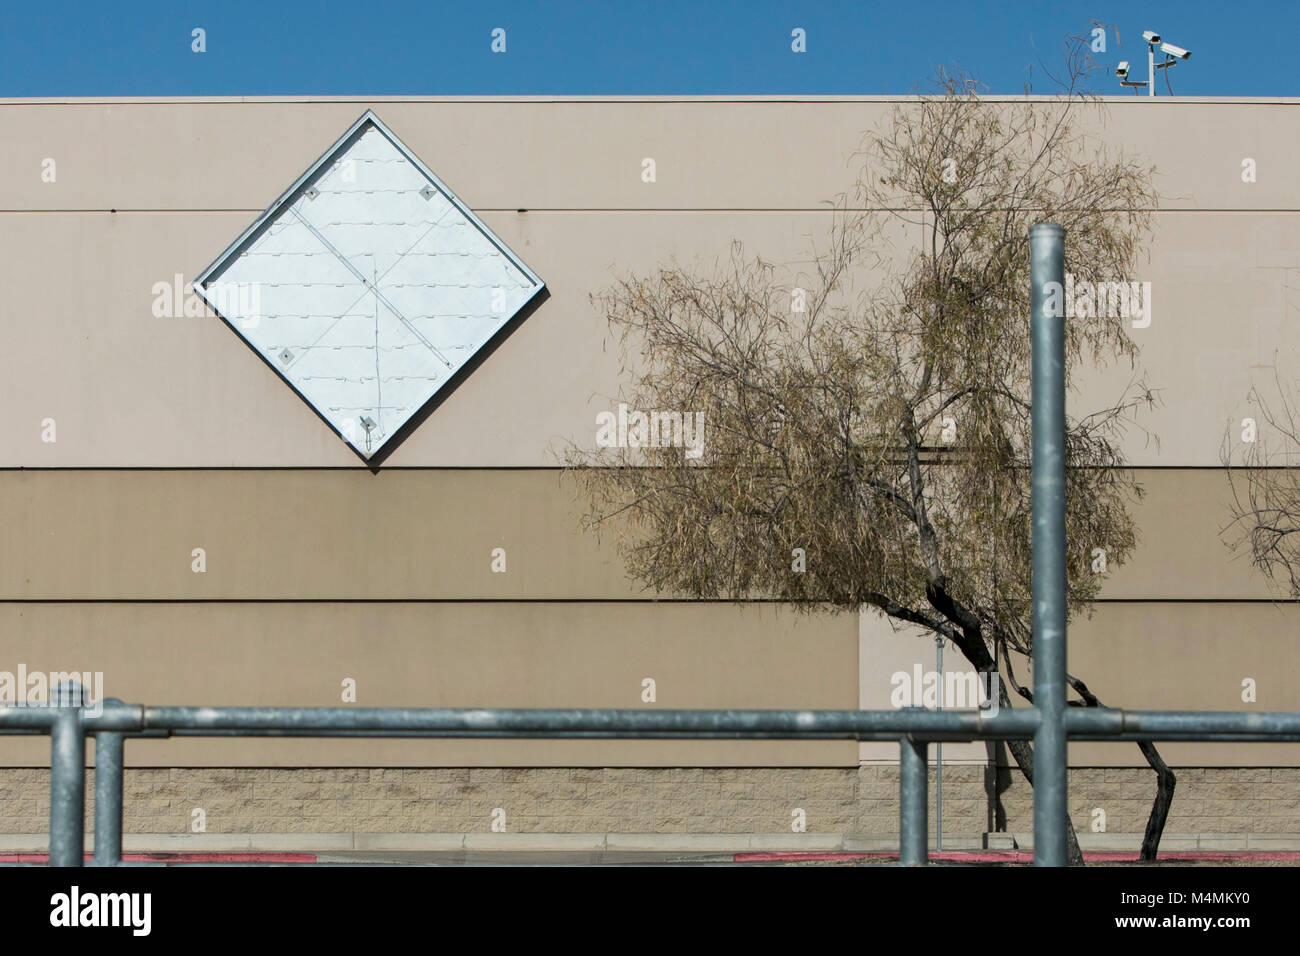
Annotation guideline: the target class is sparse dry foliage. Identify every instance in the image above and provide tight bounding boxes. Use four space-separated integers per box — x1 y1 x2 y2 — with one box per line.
1224 368 1300 597
567 66 1168 861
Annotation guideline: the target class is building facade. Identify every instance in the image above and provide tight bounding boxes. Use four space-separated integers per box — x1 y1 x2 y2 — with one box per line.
0 95 1297 853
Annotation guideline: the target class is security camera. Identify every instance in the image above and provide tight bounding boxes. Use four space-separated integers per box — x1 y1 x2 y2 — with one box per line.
1116 61 1130 78
1160 42 1190 60
1142 30 1161 45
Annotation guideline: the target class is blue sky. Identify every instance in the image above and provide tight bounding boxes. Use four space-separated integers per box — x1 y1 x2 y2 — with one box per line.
1 0 1294 97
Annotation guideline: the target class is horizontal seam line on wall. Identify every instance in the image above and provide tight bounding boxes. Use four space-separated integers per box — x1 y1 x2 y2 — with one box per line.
0 598 832 605
2 96 1298 105
0 465 1266 472
0 764 856 769
0 597 1294 604
0 207 1287 214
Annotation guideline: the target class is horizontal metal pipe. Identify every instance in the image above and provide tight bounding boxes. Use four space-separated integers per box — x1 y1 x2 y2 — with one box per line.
133 729 1300 743
1091 734 1300 743
158 728 1009 740
0 726 1018 741
0 709 60 729
1110 711 1300 735
3 704 1300 742
0 704 143 732
10 728 1300 743
139 706 1043 738
1064 709 1300 737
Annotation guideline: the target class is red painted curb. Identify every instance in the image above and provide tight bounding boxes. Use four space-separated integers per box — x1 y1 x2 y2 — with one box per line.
734 849 1300 863
1 852 317 864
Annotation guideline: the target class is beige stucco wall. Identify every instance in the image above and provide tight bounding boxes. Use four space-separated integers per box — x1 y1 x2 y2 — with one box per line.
0 468 1275 600
0 96 1297 777
0 99 1295 468
0 601 856 767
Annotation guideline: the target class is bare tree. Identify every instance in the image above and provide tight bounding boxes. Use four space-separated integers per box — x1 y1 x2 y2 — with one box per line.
1223 366 1300 596
567 64 1173 863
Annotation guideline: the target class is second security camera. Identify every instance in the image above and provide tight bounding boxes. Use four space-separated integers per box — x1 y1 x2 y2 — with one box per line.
1142 30 1161 45
1160 42 1191 60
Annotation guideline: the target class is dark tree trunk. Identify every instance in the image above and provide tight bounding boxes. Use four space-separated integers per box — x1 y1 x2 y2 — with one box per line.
945 626 1086 865
1136 740 1177 862
1065 674 1177 862
997 696 1086 865
985 740 1012 832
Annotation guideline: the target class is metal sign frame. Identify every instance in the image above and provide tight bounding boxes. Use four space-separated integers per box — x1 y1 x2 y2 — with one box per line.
190 109 547 467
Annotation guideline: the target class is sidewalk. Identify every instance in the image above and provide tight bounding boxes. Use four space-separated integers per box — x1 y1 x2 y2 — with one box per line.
4 831 1300 860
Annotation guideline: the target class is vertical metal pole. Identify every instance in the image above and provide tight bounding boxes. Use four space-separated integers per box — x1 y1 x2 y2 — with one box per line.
93 722 124 867
899 737 928 866
49 708 85 867
1148 45 1155 97
1030 222 1068 866
934 638 942 852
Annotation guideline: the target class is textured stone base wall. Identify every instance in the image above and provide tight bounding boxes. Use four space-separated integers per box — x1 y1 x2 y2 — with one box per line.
0 767 1297 836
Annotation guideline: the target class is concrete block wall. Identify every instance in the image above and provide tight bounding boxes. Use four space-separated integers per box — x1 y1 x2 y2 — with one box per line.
1 766 1297 843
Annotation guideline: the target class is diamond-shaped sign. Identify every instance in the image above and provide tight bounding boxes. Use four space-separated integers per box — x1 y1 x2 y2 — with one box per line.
194 110 545 463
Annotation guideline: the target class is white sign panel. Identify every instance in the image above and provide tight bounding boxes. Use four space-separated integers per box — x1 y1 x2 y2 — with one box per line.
194 110 545 462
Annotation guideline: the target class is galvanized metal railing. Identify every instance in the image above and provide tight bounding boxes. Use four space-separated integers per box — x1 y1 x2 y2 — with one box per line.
1029 223 1070 866
5 701 1300 867
3 225 1298 867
